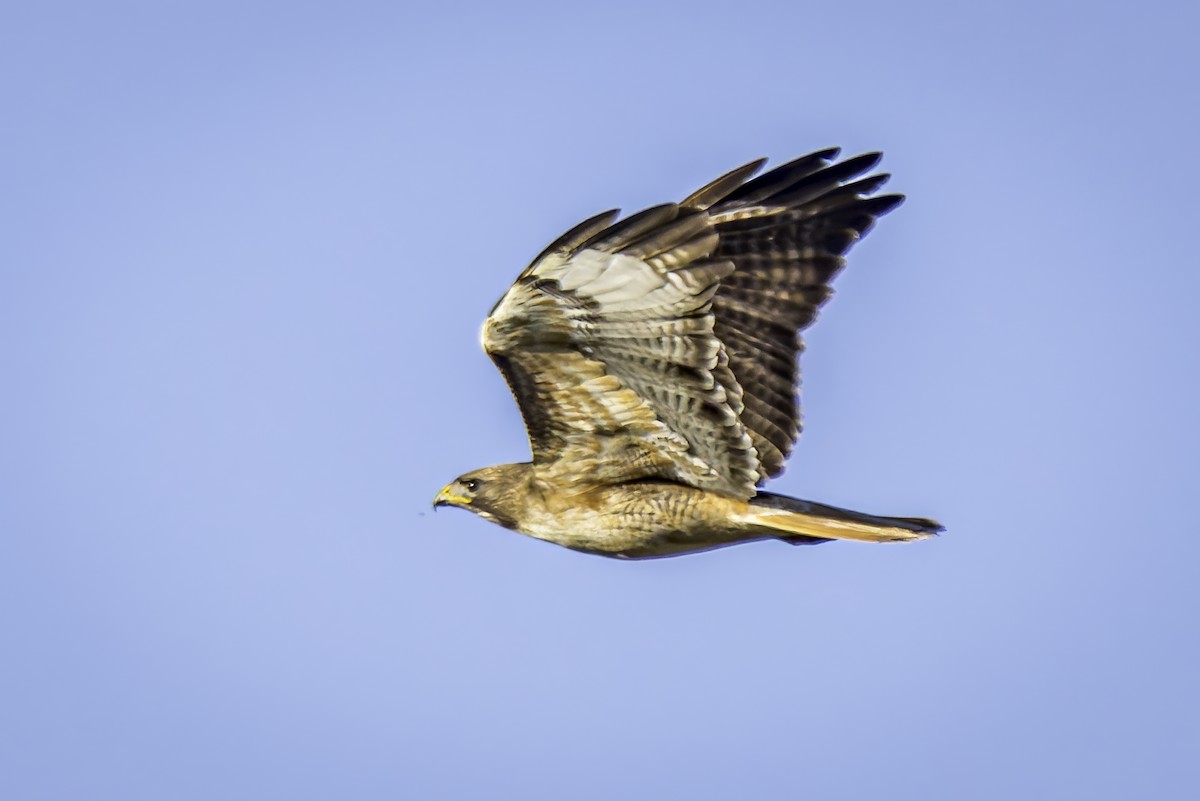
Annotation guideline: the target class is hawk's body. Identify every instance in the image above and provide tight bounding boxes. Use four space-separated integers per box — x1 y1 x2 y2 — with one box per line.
434 148 942 558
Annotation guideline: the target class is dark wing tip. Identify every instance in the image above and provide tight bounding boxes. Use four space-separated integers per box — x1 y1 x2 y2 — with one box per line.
681 158 769 209
861 193 906 217
842 151 883 174
721 148 845 206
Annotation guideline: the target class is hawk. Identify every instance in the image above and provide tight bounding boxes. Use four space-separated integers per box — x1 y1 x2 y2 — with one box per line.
434 148 942 558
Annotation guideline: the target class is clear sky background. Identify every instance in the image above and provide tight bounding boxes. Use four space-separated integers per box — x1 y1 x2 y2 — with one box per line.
3 1 1198 799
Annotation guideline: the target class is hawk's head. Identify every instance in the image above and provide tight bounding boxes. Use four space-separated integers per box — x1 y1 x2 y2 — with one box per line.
432 475 480 510
433 463 530 530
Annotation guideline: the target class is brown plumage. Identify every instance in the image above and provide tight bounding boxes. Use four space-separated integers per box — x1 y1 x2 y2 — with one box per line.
433 148 942 559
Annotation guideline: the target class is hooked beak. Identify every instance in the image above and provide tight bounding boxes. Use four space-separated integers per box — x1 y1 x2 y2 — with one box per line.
433 484 470 511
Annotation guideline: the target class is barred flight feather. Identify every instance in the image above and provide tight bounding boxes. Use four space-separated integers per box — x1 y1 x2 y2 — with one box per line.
483 149 905 496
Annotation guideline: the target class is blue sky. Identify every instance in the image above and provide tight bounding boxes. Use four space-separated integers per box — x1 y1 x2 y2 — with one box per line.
3 1 1198 798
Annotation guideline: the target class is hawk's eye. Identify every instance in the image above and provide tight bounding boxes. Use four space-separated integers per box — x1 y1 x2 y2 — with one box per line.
462 479 480 492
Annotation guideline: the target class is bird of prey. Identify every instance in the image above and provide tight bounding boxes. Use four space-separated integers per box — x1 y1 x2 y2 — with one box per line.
434 148 942 558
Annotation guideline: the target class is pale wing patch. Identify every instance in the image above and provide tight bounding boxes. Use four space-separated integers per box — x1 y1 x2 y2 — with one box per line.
485 247 761 497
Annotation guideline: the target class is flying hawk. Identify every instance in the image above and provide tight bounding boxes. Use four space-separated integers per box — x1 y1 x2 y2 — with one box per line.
434 148 942 558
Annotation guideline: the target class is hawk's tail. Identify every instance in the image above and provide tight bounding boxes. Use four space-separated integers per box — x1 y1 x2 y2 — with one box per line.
737 492 943 545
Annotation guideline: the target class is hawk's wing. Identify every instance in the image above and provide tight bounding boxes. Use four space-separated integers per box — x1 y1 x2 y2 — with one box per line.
482 148 903 499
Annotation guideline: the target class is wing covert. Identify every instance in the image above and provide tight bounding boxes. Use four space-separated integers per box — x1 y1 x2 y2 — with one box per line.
485 240 761 497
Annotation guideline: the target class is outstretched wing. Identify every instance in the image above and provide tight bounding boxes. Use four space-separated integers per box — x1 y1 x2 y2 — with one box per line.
482 148 902 499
